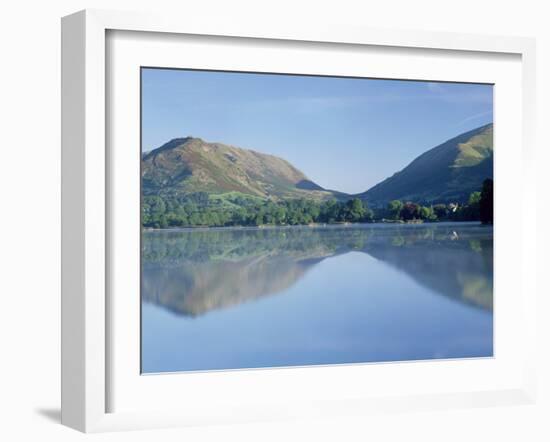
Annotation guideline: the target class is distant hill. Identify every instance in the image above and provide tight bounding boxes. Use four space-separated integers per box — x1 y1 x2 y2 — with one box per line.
142 137 342 201
360 124 493 206
142 125 493 209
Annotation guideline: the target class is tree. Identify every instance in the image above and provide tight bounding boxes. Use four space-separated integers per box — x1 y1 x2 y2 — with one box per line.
469 191 481 205
363 204 374 222
419 206 433 220
320 200 339 223
387 200 404 220
141 203 152 226
400 202 420 221
142 195 167 227
188 212 202 226
232 207 249 226
274 206 287 224
479 179 493 224
158 214 168 229
254 210 266 226
346 198 366 222
455 191 481 221
432 204 447 220
143 195 165 216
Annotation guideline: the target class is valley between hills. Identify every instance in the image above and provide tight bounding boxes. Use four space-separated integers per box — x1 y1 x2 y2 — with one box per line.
141 123 494 228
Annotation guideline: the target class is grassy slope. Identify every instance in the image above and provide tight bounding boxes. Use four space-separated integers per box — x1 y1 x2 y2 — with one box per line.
142 137 344 201
361 124 493 205
143 124 493 207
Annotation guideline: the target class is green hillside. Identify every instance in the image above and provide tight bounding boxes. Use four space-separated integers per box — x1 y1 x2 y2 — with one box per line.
142 137 339 201
141 127 493 228
361 124 493 206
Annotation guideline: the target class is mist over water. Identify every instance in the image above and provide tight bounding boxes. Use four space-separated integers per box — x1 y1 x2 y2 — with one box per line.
141 222 493 373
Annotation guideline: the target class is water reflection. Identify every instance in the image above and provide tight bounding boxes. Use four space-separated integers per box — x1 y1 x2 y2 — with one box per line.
142 223 493 316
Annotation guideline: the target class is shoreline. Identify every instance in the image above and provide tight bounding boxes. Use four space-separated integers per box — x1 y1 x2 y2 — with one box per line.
143 220 488 233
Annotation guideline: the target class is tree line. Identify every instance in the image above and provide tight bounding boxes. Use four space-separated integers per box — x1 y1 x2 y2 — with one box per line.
142 196 374 228
380 179 493 224
142 179 493 228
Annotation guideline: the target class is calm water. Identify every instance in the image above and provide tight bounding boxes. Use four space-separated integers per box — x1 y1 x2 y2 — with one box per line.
141 222 493 373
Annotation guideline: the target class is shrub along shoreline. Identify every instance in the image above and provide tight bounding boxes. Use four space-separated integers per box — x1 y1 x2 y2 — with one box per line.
142 179 494 229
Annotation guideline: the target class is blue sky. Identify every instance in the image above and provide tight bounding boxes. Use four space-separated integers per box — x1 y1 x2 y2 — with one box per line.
142 68 493 194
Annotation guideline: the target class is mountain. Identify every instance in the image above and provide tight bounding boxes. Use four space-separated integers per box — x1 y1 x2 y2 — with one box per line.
361 123 493 206
142 137 340 200
143 124 493 208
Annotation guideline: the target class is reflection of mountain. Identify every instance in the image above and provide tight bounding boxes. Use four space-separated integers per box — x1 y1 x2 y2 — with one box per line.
142 228 341 316
142 224 493 316
365 237 493 310
142 255 324 317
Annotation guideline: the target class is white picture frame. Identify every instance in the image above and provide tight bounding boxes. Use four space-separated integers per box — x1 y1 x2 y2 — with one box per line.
61 9 538 433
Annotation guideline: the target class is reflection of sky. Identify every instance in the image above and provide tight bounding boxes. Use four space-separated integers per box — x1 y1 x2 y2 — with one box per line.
142 68 493 193
142 233 493 373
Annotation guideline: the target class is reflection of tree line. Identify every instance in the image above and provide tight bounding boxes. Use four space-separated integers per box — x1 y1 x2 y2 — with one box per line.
142 225 474 265
142 224 493 316
142 227 352 266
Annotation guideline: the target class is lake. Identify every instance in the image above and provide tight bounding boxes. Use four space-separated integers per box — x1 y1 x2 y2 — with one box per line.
141 222 493 373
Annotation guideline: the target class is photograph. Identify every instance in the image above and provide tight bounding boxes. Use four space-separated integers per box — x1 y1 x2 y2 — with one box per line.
140 68 494 374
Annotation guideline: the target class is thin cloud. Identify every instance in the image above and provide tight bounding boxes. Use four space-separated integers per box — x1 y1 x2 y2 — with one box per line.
426 82 492 105
455 110 493 127
426 82 446 94
233 91 461 114
198 94 406 114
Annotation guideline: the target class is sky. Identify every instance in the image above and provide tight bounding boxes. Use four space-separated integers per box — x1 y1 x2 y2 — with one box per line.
141 68 493 194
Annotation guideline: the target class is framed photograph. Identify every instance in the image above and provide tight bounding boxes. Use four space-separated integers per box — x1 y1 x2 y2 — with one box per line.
61 9 538 432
